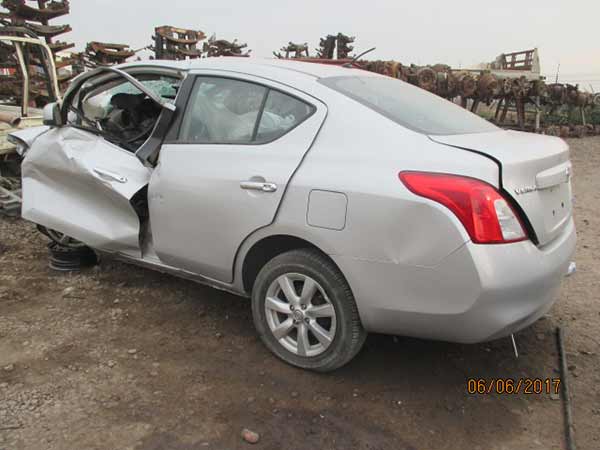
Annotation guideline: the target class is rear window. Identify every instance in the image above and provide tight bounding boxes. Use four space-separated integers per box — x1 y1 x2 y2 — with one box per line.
319 75 498 135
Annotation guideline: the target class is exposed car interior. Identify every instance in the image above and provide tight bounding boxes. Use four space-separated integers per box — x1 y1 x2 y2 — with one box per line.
68 74 180 152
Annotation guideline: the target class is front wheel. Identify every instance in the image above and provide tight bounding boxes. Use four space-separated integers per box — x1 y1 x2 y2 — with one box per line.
251 249 366 372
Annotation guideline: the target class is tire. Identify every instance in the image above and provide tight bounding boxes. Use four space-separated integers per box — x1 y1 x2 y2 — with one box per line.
251 248 367 372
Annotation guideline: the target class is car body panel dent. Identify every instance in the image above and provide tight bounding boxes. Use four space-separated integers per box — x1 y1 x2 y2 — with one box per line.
21 127 151 256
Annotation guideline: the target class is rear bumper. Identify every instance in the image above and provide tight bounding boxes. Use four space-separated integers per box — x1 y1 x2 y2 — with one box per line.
333 218 576 343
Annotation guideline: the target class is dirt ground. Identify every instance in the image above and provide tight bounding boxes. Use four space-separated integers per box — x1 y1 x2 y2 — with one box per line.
1 137 599 450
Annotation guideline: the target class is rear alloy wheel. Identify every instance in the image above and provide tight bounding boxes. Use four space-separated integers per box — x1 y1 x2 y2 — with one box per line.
252 249 366 372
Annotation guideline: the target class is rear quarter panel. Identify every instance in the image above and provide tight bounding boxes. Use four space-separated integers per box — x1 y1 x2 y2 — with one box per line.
234 88 501 330
268 89 500 267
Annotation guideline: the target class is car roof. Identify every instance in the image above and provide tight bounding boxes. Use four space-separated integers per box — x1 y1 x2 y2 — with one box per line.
117 57 378 81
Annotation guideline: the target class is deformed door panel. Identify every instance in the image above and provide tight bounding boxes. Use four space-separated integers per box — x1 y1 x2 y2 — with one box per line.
21 127 151 256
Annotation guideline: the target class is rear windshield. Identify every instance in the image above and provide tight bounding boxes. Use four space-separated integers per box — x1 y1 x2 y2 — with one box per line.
319 75 498 135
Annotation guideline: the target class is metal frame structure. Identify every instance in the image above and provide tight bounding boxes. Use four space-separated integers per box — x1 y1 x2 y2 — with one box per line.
0 29 60 116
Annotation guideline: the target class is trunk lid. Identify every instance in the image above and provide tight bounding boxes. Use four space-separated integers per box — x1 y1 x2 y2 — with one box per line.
430 130 572 246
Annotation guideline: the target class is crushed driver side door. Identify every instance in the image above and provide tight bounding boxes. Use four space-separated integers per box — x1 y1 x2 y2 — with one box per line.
21 67 176 257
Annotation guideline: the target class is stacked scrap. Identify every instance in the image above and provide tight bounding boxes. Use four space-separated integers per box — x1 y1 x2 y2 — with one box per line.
82 41 135 67
203 34 250 57
314 33 354 59
276 39 599 137
274 33 355 60
152 26 205 60
273 42 309 59
1 0 72 52
0 0 74 104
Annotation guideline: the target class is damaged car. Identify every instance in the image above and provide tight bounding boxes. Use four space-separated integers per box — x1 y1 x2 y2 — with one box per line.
11 59 576 371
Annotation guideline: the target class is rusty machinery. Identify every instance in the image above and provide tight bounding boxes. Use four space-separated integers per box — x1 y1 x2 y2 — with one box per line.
203 34 250 58
152 26 205 60
275 33 356 61
274 42 309 59
151 26 250 60
0 0 74 98
80 41 136 68
276 40 598 137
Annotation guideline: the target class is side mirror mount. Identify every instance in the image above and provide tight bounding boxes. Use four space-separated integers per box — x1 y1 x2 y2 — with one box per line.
43 102 62 127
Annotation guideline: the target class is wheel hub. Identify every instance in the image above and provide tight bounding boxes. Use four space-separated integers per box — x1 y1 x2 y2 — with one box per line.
264 273 337 357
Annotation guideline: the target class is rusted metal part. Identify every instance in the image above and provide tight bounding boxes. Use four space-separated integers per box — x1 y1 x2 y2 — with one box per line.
279 42 598 136
0 0 74 103
23 22 70 37
47 40 72 52
152 26 206 60
203 34 250 58
312 33 355 60
336 33 354 59
315 35 335 59
274 42 309 59
455 72 477 98
547 83 566 104
565 84 580 105
1 0 69 21
529 79 546 98
410 66 437 92
510 76 530 98
445 72 458 99
477 73 501 100
361 60 407 80
0 30 60 114
83 41 135 67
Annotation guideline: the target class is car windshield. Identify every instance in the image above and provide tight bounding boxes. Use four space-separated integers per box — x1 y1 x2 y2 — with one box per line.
319 75 499 135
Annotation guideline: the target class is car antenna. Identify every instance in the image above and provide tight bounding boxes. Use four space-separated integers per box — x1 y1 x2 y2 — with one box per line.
342 47 376 68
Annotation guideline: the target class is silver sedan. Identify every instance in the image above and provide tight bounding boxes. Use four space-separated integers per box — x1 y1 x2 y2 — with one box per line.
11 59 576 371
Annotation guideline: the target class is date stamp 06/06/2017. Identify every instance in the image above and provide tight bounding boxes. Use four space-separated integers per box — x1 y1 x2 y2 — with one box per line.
466 378 562 395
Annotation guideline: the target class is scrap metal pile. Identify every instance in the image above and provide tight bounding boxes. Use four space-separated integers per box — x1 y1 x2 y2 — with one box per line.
151 26 250 60
202 34 250 58
152 26 205 60
0 0 75 105
276 36 600 137
78 41 136 68
0 3 597 137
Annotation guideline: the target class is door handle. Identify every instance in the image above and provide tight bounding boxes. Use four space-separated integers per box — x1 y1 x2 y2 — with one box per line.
93 168 128 184
240 181 278 193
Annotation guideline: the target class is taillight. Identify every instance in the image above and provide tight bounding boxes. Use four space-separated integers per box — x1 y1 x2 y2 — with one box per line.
399 171 527 244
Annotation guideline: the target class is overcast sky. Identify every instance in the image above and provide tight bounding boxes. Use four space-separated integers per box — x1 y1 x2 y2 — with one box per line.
56 0 600 91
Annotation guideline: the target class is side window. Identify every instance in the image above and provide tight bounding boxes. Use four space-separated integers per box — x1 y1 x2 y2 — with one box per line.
179 77 267 143
255 90 314 142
